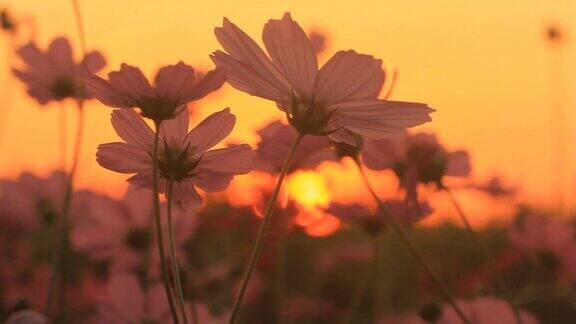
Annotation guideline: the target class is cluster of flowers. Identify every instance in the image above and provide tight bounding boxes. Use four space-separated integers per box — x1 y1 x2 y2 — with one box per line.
1 9 575 324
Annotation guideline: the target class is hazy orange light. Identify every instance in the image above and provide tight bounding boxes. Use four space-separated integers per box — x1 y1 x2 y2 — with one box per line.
287 171 330 209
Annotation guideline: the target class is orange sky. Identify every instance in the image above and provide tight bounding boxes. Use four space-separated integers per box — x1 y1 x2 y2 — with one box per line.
1 0 575 225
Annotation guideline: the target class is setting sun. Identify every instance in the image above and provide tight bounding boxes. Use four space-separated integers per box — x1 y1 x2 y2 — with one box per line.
287 171 331 209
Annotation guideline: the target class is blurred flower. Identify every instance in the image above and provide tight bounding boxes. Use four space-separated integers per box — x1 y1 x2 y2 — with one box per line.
362 132 470 205
1 9 16 34
474 176 518 198
315 242 373 273
508 212 576 282
96 107 253 208
5 309 46 324
0 171 66 230
381 296 538 324
89 273 172 324
281 295 336 322
13 37 106 105
194 303 228 324
326 200 431 236
71 188 198 273
307 29 328 54
84 61 226 123
255 120 336 174
212 12 433 142
545 24 564 46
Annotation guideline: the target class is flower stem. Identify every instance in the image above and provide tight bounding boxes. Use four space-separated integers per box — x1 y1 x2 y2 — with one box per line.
152 122 181 324
445 187 523 324
166 180 190 324
44 104 84 316
354 159 471 324
59 102 68 172
228 133 304 324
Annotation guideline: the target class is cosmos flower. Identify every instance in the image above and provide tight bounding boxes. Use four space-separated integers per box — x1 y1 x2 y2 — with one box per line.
211 13 433 143
362 132 470 205
13 37 106 105
508 212 576 282
307 29 328 55
255 120 336 174
71 188 198 273
84 61 226 123
96 107 253 208
0 171 66 230
381 296 538 324
474 176 518 197
326 200 431 236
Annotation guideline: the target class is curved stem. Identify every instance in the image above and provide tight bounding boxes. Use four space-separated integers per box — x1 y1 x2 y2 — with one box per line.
70 0 87 56
59 103 68 172
445 187 523 324
166 180 190 324
152 122 181 324
228 133 304 324
354 159 471 324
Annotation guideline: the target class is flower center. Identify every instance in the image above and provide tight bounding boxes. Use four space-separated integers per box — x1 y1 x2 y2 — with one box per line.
395 143 447 188
287 99 336 135
157 143 201 181
50 76 77 100
124 228 152 251
139 97 179 122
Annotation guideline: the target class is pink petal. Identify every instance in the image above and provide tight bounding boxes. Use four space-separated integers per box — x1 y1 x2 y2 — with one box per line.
192 171 234 193
82 51 107 73
16 43 56 76
314 50 385 106
159 107 190 148
111 108 155 148
107 273 146 319
145 284 170 322
446 150 471 177
185 108 235 153
183 68 227 102
154 61 196 102
108 63 154 100
211 51 286 102
198 144 254 174
331 99 434 139
122 187 153 227
361 135 407 170
171 181 202 209
84 73 137 108
214 17 290 96
262 12 318 99
47 37 74 71
127 171 156 190
96 142 151 174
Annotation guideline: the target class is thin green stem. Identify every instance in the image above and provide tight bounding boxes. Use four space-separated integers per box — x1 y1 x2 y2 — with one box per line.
152 123 181 324
166 180 190 324
228 133 304 324
354 159 471 324
372 235 383 321
445 187 523 324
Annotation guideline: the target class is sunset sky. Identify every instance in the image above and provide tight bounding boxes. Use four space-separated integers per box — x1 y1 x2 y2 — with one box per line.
1 0 575 226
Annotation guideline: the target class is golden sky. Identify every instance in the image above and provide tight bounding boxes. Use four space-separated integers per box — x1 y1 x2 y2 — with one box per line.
1 0 575 222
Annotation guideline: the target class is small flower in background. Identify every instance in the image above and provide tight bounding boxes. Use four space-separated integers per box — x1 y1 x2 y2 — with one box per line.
255 120 336 174
474 176 518 198
508 212 576 282
13 37 106 105
0 171 66 230
4 309 46 324
212 12 433 142
381 296 538 324
96 107 253 208
307 29 328 55
71 187 199 273
1 9 16 34
84 61 226 123
545 23 564 46
362 132 470 205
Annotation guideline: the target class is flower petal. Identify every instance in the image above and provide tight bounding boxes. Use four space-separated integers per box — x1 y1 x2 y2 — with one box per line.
108 63 154 100
48 37 74 71
182 68 227 102
197 144 254 174
154 61 196 102
315 50 385 106
192 171 234 193
111 108 155 148
360 135 407 170
84 73 137 108
214 17 290 96
107 273 146 319
332 99 434 139
82 51 107 73
96 142 151 174
262 13 318 99
171 181 202 209
185 108 235 153
446 150 471 177
160 107 190 148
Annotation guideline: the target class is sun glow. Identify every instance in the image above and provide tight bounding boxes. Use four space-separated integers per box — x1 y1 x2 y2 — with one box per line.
287 171 331 209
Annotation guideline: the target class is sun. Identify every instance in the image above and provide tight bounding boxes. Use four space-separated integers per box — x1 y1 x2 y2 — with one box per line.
286 171 331 209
